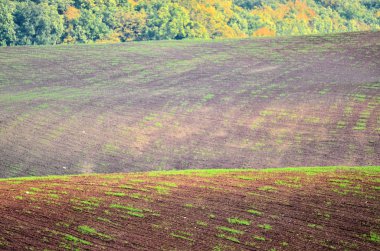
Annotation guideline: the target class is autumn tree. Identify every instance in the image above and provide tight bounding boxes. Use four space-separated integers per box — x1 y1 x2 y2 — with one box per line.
1 0 379 46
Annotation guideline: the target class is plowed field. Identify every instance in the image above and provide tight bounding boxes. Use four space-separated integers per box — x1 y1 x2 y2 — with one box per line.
1 166 379 250
0 31 379 178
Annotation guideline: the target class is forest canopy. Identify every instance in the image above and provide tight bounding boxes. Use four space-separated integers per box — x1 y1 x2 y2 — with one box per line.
0 0 379 46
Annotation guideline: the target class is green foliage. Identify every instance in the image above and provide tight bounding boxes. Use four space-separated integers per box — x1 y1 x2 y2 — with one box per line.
0 0 378 46
13 1 64 45
0 0 16 46
65 7 110 43
140 1 195 40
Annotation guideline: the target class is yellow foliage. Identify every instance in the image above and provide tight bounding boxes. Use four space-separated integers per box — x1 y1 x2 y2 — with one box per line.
63 34 76 44
96 32 121 44
253 27 276 37
293 0 316 21
252 0 316 22
251 0 316 36
65 6 80 21
129 0 138 7
180 0 243 38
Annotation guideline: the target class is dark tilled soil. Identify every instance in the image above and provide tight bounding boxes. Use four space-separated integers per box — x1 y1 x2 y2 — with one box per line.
0 167 379 250
0 32 379 178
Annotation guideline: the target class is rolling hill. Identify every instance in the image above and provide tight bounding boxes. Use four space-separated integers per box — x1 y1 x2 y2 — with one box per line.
0 31 379 178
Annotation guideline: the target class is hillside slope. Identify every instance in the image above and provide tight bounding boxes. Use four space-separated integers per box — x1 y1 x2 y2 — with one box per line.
0 31 379 178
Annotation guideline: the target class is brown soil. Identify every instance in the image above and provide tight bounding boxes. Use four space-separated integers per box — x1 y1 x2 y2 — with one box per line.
0 167 379 250
0 32 379 178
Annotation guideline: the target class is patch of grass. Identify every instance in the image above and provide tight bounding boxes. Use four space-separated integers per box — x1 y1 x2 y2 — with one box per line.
281 241 289 246
29 187 42 192
154 185 170 194
102 174 125 180
77 225 97 235
103 143 120 154
253 235 266 241
247 209 263 216
237 175 255 180
157 181 178 187
369 231 380 243
70 197 100 211
0 239 8 248
0 87 93 103
227 217 251 226
216 226 244 235
120 184 149 192
337 121 346 129
353 119 367 130
307 223 323 229
5 180 23 184
319 88 330 95
119 184 134 190
64 234 92 246
129 193 141 199
49 194 59 199
353 93 366 102
78 198 100 207
304 116 320 124
170 231 194 242
275 180 302 188
127 211 145 218
35 103 50 109
216 234 240 243
260 110 274 116
258 186 277 192
258 224 272 230
96 217 113 224
184 203 194 208
154 122 163 128
329 179 350 183
109 203 147 218
56 222 70 228
77 225 112 241
105 191 126 197
203 93 215 101
196 221 208 227
129 179 144 183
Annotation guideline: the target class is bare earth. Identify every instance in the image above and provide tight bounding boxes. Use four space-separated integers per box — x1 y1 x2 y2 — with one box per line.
0 32 379 178
0 167 379 250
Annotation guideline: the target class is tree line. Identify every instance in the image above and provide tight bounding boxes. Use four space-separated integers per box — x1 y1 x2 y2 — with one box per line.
0 0 379 46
